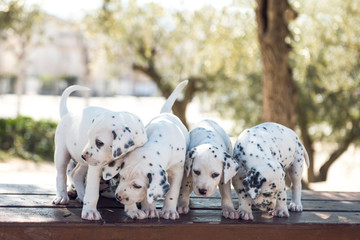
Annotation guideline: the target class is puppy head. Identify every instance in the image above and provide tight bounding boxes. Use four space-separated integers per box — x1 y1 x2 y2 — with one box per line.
243 163 285 211
114 152 170 205
81 114 136 166
115 167 148 205
185 144 239 197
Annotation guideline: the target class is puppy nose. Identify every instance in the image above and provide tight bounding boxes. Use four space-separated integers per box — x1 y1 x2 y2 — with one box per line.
115 193 122 202
81 154 87 161
199 188 207 195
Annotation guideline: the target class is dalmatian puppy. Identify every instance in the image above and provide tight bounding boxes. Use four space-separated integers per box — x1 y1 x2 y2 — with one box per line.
53 85 147 221
177 119 239 219
102 80 189 220
232 122 309 220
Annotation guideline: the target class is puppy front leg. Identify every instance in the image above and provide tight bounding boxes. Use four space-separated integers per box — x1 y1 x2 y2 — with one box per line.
232 172 253 220
81 165 102 220
161 169 183 220
125 203 147 220
270 185 289 218
141 198 159 218
177 172 192 215
219 178 238 219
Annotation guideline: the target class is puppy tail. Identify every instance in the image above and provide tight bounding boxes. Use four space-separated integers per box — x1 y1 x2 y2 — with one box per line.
303 147 310 167
160 80 188 113
59 85 91 118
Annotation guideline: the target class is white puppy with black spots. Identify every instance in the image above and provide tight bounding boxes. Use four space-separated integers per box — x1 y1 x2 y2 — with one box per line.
232 122 309 220
53 85 147 220
177 119 240 219
102 80 189 220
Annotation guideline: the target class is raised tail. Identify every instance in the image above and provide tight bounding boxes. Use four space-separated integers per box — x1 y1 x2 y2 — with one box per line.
303 147 310 167
59 85 91 118
160 80 188 113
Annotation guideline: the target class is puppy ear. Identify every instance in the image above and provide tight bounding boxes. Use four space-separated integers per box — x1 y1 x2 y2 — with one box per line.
243 168 266 199
102 159 125 180
112 126 136 159
222 152 240 184
146 165 170 204
185 148 197 176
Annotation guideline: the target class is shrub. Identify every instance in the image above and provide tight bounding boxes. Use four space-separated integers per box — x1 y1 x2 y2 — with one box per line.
0 116 57 162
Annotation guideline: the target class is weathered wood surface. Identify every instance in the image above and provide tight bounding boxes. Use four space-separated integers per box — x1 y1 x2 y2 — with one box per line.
0 184 360 240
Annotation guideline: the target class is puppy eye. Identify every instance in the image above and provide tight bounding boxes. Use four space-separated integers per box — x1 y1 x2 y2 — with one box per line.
193 170 201 176
95 139 104 148
133 184 142 189
211 173 220 178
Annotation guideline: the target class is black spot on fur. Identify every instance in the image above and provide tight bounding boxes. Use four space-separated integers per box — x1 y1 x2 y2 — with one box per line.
108 161 115 167
112 130 117 140
147 173 153 185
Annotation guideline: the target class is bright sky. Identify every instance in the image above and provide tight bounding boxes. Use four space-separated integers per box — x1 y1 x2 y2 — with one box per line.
27 0 232 20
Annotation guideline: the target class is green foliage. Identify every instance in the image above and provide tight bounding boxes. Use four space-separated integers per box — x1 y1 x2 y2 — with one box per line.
290 0 360 143
0 0 43 41
0 117 57 162
87 0 262 132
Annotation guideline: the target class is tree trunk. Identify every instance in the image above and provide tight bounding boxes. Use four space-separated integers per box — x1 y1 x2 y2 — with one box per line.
255 0 298 129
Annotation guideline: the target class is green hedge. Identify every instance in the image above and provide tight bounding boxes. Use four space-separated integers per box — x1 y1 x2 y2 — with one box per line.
0 116 57 162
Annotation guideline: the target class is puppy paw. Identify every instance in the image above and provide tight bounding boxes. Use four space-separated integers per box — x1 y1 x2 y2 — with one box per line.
52 195 70 205
289 202 303 212
125 209 147 220
143 208 159 219
237 208 254 220
270 208 289 218
177 204 190 214
160 209 179 220
222 207 239 219
81 208 102 220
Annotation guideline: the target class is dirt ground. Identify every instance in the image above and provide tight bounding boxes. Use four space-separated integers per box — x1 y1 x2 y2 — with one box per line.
0 94 359 192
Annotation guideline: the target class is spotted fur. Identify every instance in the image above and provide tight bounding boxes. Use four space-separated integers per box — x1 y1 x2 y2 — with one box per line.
178 119 239 219
232 122 309 220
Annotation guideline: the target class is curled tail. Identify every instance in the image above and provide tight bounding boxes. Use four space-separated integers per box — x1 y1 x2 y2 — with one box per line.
160 80 188 113
59 85 91 118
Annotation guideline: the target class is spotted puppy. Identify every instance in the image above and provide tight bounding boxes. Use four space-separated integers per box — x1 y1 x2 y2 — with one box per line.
232 122 309 220
177 119 239 219
103 80 189 220
53 85 147 221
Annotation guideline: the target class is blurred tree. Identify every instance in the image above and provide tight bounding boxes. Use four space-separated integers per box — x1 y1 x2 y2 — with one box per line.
86 0 261 128
0 0 43 116
255 0 298 129
291 0 360 182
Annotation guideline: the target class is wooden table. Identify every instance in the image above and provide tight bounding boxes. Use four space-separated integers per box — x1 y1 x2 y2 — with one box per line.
0 183 359 240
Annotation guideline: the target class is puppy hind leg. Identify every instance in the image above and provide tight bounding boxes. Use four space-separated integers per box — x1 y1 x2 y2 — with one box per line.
71 164 88 202
53 147 71 205
288 159 304 212
219 178 238 219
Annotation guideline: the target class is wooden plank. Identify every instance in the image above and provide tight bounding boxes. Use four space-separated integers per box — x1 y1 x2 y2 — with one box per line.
2 183 359 201
0 184 55 195
1 207 360 224
1 223 360 240
1 194 360 212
